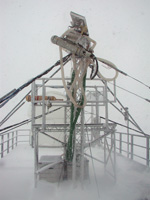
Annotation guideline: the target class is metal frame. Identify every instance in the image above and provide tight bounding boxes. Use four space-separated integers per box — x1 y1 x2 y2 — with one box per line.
30 76 117 186
1 128 149 166
114 132 150 166
0 129 31 158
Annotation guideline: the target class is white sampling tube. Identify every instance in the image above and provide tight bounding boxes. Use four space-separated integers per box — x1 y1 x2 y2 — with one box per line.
59 47 88 108
97 57 119 81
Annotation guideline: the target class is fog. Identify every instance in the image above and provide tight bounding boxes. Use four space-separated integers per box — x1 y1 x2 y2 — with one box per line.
0 2 150 200
0 2 150 199
0 144 150 200
0 4 150 200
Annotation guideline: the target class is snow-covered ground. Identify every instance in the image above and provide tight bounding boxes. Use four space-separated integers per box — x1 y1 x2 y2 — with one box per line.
0 144 150 200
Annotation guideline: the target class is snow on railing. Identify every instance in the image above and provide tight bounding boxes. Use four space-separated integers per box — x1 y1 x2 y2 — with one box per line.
0 129 31 158
106 132 150 167
1 128 149 167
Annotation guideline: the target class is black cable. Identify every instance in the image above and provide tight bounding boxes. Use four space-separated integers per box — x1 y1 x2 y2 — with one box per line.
99 79 146 134
0 99 10 108
0 92 18 108
98 59 150 90
96 67 150 103
0 89 16 102
0 119 30 133
90 54 99 79
40 131 65 145
99 116 148 136
96 88 144 133
102 83 141 128
108 81 150 103
0 57 71 127
0 53 72 105
0 91 31 126
0 107 63 134
127 74 150 90
0 102 25 126
84 109 148 136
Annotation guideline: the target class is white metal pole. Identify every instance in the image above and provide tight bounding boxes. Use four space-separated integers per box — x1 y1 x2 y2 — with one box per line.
80 108 85 187
42 79 46 131
104 81 108 172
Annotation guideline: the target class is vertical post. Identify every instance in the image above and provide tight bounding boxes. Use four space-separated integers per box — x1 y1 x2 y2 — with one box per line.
12 132 14 149
34 129 39 187
149 137 150 166
113 79 117 102
91 102 94 141
104 81 109 133
16 131 18 146
104 136 107 173
72 128 77 186
95 86 100 146
119 133 122 154
113 132 116 181
42 79 46 131
80 108 85 187
64 100 68 159
124 107 129 158
1 135 4 158
64 101 68 181
7 133 10 154
31 81 36 148
95 86 99 124
131 135 134 160
146 137 150 167
29 130 31 146
127 119 129 158
104 81 109 172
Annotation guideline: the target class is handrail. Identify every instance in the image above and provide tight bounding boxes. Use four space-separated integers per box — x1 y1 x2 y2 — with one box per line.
116 131 147 138
1 128 150 167
0 129 31 158
105 131 150 167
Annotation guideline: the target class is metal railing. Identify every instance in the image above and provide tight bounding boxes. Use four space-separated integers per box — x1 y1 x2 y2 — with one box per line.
1 128 149 167
0 129 31 158
106 131 150 167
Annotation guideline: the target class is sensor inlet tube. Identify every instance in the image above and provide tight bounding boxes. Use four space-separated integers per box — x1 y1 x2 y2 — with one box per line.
51 35 91 57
